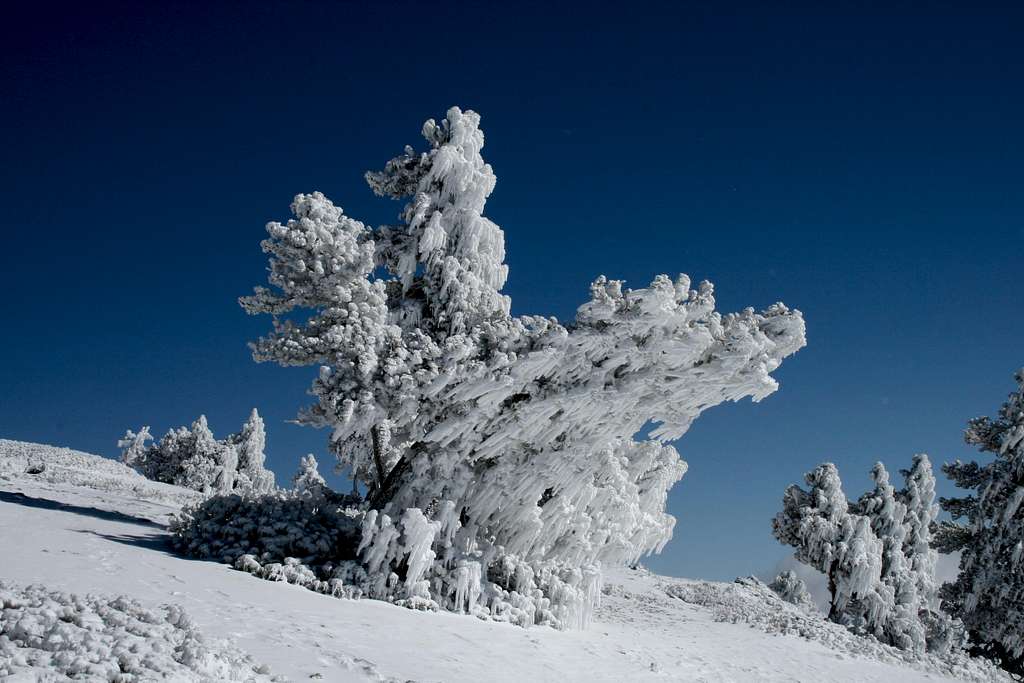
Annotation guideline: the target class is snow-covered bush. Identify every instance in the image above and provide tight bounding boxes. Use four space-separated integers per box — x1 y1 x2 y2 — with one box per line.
0 580 275 681
773 458 953 653
936 369 1024 677
240 107 806 627
769 570 817 612
170 488 360 566
120 410 276 495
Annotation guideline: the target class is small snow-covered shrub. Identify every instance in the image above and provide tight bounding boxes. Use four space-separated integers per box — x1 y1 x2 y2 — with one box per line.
0 580 276 681
170 489 361 566
120 410 276 495
172 488 604 628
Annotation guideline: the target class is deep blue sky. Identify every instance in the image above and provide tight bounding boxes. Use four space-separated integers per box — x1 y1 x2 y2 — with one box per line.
2 2 1022 581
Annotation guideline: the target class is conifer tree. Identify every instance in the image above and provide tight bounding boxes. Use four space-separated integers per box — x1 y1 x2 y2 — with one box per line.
292 454 327 497
936 369 1024 675
768 570 816 612
243 107 807 626
853 462 923 651
772 463 883 623
231 409 275 494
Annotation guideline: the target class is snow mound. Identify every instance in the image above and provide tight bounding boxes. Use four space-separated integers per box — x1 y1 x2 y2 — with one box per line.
0 580 276 681
0 439 199 509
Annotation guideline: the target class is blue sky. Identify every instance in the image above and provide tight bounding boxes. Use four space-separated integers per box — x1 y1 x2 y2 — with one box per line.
2 2 1022 581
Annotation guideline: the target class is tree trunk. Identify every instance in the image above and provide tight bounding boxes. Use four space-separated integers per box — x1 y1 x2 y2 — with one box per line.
826 559 840 623
370 425 386 490
367 440 426 510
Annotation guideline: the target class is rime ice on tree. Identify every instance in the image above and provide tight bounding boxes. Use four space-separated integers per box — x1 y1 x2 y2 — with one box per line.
241 107 807 627
774 458 952 652
936 369 1024 675
119 411 275 495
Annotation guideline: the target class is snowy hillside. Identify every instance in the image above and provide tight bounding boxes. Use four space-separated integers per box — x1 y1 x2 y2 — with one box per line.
0 442 1010 682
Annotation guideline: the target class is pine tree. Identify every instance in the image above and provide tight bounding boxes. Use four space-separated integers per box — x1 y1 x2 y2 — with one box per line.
176 416 223 493
292 454 327 497
936 369 1024 675
231 409 275 494
118 426 153 469
901 455 940 607
769 570 816 612
772 463 883 623
242 107 807 626
852 462 923 651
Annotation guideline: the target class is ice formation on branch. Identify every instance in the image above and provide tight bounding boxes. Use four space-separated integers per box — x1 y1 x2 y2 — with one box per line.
773 459 952 652
119 411 276 495
936 369 1024 676
240 107 806 627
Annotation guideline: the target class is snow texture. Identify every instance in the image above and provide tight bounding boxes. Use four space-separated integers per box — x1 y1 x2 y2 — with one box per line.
240 106 807 626
0 581 276 681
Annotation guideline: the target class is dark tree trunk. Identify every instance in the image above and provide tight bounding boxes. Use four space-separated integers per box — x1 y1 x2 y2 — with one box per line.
371 425 386 490
826 559 840 623
367 443 421 510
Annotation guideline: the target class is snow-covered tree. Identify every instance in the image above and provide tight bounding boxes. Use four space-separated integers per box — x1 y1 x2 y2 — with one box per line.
936 369 1024 675
175 416 226 492
900 455 940 607
775 459 953 653
120 411 275 496
292 454 327 497
898 454 955 652
852 462 924 651
229 409 275 494
769 570 816 612
117 426 153 469
242 107 807 627
773 463 878 622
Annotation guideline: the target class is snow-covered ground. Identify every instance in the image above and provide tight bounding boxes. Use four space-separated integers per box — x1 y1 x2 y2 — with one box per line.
0 441 1010 682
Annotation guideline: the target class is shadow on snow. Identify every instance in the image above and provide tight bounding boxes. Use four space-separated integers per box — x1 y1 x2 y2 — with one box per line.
0 489 166 529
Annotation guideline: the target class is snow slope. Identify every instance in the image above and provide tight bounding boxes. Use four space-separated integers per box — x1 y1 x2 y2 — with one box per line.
0 441 1010 682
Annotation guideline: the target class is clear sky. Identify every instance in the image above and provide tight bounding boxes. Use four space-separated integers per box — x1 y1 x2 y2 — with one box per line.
2 2 1022 581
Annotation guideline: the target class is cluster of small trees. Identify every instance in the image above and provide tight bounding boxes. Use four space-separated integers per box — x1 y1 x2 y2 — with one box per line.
773 455 951 653
119 409 275 495
775 369 1024 675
